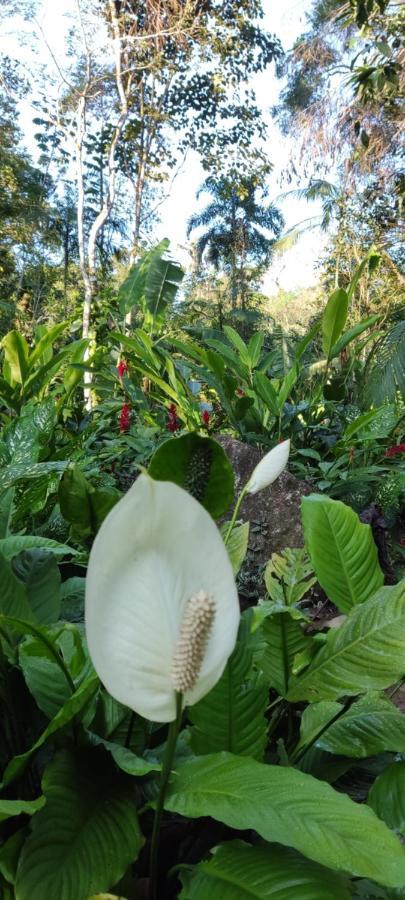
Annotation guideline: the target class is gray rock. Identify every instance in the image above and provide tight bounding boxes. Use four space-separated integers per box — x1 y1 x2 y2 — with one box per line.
217 435 313 604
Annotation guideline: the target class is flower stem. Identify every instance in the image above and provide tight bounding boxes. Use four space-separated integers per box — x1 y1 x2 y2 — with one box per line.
149 692 183 900
224 486 248 546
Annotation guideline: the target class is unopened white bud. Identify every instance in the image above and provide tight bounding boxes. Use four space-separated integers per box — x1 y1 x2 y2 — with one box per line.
171 591 216 693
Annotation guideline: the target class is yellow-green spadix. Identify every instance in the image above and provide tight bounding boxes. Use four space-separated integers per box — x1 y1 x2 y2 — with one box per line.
85 474 240 722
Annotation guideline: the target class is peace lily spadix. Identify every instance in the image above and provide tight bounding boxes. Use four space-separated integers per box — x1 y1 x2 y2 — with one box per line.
85 474 239 722
246 439 290 494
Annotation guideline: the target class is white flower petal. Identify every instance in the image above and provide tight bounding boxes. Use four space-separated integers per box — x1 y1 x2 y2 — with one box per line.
85 474 239 722
246 439 290 494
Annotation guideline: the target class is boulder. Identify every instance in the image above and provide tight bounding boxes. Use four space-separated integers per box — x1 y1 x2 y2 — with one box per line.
217 435 313 605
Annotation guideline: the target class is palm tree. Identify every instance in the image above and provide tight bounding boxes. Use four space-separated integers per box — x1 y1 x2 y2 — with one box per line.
187 175 284 309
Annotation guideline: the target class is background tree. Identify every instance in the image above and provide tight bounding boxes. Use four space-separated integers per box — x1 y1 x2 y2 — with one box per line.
187 173 284 309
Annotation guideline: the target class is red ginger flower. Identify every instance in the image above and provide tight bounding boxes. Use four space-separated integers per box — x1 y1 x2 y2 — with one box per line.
385 444 405 458
201 410 210 426
166 403 180 433
119 403 131 433
117 359 128 379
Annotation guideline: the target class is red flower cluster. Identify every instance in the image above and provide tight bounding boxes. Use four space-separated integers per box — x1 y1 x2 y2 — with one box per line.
201 410 210 426
235 388 245 397
119 403 131 433
385 444 405 458
167 403 180 433
117 359 128 379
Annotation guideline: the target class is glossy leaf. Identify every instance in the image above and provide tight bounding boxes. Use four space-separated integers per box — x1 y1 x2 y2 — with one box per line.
165 752 405 886
322 288 348 359
368 763 405 837
189 638 268 760
222 521 249 575
12 550 61 624
0 797 45 823
261 613 311 697
1 672 99 788
301 495 384 613
297 694 405 759
15 750 143 900
179 840 351 899
2 331 29 385
148 433 234 518
288 583 405 702
0 535 76 561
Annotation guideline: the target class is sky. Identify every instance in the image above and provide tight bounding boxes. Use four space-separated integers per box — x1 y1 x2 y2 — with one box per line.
1 0 327 294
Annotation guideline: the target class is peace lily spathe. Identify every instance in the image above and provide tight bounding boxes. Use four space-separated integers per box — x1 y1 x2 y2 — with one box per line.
246 439 290 494
85 474 239 722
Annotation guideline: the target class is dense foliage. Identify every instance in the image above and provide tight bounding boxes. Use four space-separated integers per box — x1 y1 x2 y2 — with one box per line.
0 0 404 897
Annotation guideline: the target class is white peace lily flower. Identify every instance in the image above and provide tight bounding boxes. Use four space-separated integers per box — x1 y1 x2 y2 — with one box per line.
246 439 290 495
85 474 240 723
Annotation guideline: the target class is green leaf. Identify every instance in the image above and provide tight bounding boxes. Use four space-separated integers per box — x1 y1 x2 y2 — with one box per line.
224 326 251 366
0 796 45 823
189 638 268 760
19 633 73 719
368 762 405 837
288 582 405 702
0 535 77 561
58 466 92 534
301 495 384 613
28 322 67 368
0 461 67 493
278 363 299 407
148 433 234 518
0 488 14 538
222 521 249 575
253 372 280 416
330 314 381 358
12 550 61 624
0 828 27 885
247 331 264 368
85 733 160 777
317 693 405 758
322 289 349 359
165 752 405 886
15 749 144 900
2 331 29 385
145 252 184 319
179 840 351 899
261 613 311 697
297 694 405 759
294 321 321 361
0 551 32 620
1 672 99 788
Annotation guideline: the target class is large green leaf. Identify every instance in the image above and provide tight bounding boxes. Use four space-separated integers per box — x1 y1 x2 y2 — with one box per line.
222 521 250 575
322 288 349 359
254 372 280 415
261 613 311 697
301 495 384 613
28 322 67 368
0 489 14 538
12 550 61 624
288 583 405 702
2 331 29 385
189 638 268 760
330 314 381 358
145 252 184 318
0 797 45 824
0 551 32 620
0 535 76 561
19 632 73 719
0 461 67 492
165 752 405 886
368 763 405 837
297 693 405 759
179 840 351 899
15 749 143 900
148 433 234 518
1 672 99 788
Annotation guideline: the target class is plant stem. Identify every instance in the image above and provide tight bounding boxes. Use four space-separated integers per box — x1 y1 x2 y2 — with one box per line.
224 486 248 546
149 692 183 900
